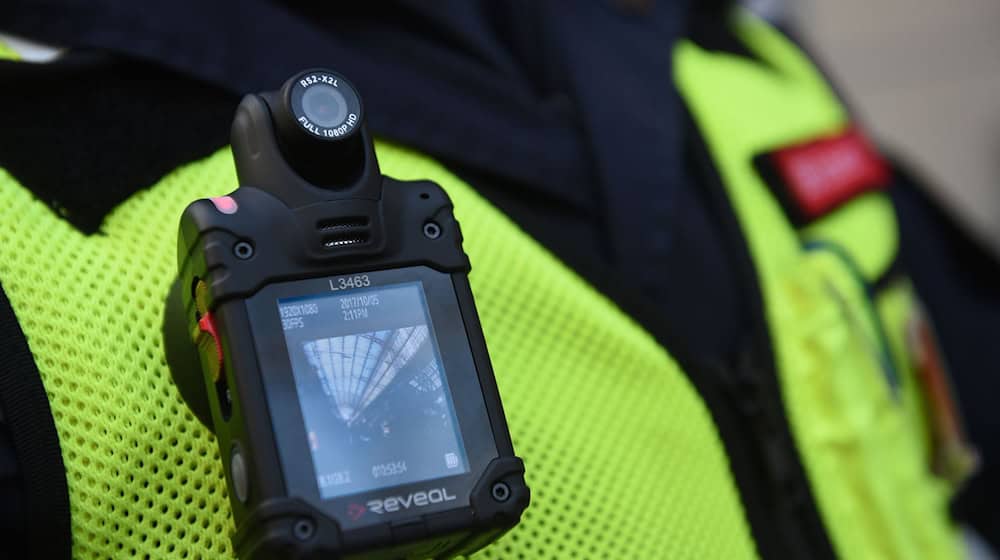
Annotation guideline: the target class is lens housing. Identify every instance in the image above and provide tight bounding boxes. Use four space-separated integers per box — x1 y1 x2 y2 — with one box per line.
272 69 367 189
286 72 362 141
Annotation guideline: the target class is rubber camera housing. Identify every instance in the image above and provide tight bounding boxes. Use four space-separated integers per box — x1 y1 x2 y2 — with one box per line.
162 69 528 560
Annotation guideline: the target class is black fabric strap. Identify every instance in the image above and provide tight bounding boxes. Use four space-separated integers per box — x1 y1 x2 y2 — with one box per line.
0 282 71 559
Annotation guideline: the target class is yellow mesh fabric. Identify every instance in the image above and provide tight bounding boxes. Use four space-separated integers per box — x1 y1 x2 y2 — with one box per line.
674 10 959 560
0 141 757 558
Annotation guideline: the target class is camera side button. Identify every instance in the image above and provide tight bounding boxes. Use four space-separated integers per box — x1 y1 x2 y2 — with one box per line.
194 313 224 383
231 443 250 503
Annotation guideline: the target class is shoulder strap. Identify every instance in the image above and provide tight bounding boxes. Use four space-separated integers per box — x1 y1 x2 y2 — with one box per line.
0 283 71 559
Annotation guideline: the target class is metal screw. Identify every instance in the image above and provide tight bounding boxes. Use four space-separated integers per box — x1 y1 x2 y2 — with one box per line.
491 482 511 502
423 222 442 239
233 240 254 260
293 518 315 541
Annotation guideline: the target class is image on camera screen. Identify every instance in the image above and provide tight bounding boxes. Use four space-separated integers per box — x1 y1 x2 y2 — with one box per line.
277 282 469 500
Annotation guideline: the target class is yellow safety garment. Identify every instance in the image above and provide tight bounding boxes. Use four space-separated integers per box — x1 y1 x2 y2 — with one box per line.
674 10 960 559
0 144 757 558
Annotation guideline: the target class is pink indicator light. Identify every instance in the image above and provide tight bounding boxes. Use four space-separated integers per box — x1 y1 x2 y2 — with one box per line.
210 196 238 214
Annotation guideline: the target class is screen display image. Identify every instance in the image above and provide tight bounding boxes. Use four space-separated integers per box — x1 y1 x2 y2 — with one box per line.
277 280 469 500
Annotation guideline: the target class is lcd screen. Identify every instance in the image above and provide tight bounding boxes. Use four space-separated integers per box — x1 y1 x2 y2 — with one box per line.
277 281 468 500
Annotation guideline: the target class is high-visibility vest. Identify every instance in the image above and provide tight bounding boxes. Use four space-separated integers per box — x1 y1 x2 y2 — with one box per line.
674 11 959 559
0 10 960 559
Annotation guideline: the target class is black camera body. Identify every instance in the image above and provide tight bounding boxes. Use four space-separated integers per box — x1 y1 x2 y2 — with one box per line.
163 69 528 559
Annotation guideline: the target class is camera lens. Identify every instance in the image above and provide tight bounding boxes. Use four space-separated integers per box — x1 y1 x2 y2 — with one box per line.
300 84 348 129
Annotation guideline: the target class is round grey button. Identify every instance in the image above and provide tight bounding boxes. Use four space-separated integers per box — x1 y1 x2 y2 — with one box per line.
231 444 249 503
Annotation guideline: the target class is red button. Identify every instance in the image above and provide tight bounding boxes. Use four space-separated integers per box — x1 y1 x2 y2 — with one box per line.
196 312 224 382
210 196 239 214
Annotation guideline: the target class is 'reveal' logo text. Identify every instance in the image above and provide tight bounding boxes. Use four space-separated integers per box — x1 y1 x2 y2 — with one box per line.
366 487 457 515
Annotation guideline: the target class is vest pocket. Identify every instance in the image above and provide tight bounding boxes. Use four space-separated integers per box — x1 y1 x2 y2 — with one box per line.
771 245 959 559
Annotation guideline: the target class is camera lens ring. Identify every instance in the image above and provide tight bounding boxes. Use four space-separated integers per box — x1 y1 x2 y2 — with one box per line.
286 70 363 142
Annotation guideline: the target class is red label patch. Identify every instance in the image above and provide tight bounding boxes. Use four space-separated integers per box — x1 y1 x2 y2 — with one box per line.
767 125 890 222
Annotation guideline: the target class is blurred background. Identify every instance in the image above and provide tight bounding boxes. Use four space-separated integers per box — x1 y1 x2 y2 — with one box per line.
793 0 1000 255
